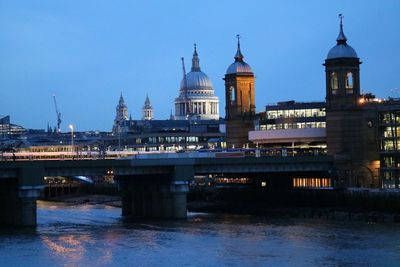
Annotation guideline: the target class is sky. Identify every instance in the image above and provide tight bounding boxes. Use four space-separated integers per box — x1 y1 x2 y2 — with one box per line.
0 1 399 132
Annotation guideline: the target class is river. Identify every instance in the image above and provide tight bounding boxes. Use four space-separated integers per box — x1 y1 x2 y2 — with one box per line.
0 201 399 266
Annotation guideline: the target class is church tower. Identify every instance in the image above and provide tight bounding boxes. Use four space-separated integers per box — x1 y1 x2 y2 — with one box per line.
113 93 128 133
142 95 154 120
224 35 255 148
324 15 379 187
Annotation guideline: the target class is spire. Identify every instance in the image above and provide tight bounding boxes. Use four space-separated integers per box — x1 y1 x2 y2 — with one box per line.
119 93 125 105
336 14 348 45
234 34 244 62
191 43 201 71
145 94 150 105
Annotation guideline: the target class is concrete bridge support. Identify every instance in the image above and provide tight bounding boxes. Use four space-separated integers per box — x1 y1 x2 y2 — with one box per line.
119 166 193 219
0 166 43 227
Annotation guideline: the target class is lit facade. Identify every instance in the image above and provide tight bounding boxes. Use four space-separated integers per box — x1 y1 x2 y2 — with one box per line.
249 101 326 151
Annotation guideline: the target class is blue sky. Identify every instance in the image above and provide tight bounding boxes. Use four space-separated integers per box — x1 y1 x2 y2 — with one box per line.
0 1 399 131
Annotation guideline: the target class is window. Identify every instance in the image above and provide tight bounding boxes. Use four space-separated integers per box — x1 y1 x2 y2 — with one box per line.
230 86 236 102
330 72 338 93
345 72 354 94
345 72 353 88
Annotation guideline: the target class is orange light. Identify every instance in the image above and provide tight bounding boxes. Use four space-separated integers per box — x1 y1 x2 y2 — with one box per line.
359 98 365 104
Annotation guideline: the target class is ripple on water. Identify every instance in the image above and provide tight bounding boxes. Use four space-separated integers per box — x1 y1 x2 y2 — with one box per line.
0 204 399 266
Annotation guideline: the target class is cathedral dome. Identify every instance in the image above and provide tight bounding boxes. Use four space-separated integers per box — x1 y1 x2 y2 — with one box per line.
226 35 253 75
326 15 358 60
174 45 219 120
180 70 213 91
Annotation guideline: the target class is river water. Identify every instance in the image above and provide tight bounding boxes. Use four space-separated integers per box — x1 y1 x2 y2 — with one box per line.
0 201 399 266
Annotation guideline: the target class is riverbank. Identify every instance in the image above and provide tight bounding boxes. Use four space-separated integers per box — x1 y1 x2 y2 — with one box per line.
43 193 400 223
44 194 122 208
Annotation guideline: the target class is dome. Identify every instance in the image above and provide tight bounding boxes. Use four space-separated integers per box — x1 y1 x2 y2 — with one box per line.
327 44 357 59
174 44 219 121
180 70 213 91
226 61 253 74
326 15 358 60
226 35 253 75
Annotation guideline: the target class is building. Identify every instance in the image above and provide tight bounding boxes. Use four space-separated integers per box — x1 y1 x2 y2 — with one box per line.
224 36 256 148
249 101 326 152
0 115 27 138
377 99 400 188
174 45 219 120
108 119 225 151
142 95 154 120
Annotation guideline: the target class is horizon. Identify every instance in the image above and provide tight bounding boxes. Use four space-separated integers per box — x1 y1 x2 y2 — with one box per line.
1 1 399 132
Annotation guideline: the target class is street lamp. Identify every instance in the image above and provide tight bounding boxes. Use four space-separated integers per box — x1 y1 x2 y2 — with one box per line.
69 124 74 155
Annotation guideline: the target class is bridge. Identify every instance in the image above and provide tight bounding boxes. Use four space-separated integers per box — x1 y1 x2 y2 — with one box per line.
0 154 333 227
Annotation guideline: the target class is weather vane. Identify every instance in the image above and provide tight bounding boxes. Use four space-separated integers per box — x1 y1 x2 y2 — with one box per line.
338 14 344 25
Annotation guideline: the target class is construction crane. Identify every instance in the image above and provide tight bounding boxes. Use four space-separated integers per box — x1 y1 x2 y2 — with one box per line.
181 57 192 116
53 95 62 133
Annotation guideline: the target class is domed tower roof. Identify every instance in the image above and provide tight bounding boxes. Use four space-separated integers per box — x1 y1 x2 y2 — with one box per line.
327 14 358 59
226 35 253 75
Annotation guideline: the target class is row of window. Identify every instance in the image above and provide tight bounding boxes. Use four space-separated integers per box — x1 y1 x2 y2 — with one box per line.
382 126 400 138
293 178 331 188
175 102 219 116
257 122 326 131
381 156 400 168
381 171 400 189
381 140 400 151
136 136 200 144
380 113 400 124
266 108 325 119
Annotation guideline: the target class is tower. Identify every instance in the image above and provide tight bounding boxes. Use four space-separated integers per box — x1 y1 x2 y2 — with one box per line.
142 94 154 120
113 93 129 133
224 35 255 148
324 15 379 187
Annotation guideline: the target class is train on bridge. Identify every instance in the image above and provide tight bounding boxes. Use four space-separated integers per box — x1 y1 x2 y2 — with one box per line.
0 147 326 161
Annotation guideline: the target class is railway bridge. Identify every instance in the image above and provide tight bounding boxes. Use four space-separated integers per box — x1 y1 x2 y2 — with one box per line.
0 154 333 226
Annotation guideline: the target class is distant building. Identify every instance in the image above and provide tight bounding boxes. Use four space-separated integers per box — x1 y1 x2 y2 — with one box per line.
0 115 27 138
113 94 129 133
109 119 225 151
174 45 219 120
142 95 154 121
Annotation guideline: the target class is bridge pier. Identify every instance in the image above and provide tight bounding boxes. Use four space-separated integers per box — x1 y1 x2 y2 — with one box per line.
0 165 44 227
119 166 193 219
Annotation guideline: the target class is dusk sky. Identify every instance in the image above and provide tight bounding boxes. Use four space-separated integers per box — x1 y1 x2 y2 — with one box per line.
0 1 399 131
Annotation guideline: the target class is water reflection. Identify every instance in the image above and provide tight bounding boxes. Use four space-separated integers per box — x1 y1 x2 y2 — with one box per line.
0 202 399 266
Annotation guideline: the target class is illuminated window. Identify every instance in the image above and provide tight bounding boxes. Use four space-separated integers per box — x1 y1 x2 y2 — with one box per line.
330 72 338 93
345 72 354 94
345 72 353 89
293 178 331 188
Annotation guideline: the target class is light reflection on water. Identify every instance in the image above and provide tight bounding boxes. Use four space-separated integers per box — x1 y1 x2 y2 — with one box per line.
0 201 399 266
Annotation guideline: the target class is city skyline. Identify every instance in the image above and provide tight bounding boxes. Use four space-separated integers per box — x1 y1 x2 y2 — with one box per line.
1 1 399 131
